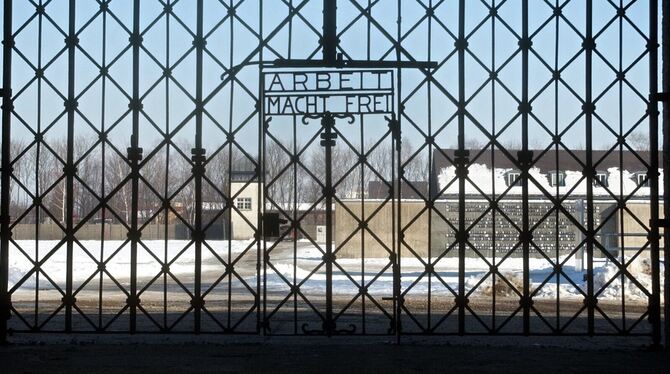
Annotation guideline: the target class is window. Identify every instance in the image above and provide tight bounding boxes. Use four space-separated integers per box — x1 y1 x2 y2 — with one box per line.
594 171 608 187
505 171 521 187
548 171 566 187
236 197 252 211
635 172 649 187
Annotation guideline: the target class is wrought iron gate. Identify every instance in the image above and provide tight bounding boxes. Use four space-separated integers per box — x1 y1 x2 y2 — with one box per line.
0 0 668 346
261 69 399 335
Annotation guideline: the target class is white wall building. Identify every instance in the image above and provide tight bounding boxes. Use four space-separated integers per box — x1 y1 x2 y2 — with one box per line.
229 170 262 240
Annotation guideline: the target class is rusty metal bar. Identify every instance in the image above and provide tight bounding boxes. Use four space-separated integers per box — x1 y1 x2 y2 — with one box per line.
457 0 467 335
0 0 13 344
662 0 670 351
585 0 595 337
521 0 531 336
128 0 142 333
323 0 338 64
648 0 661 350
192 0 205 335
64 0 76 333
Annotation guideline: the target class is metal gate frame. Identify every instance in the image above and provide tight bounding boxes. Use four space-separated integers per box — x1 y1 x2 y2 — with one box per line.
260 69 401 336
0 0 667 347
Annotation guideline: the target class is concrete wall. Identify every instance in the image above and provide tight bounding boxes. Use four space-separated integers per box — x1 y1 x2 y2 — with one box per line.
12 223 180 240
335 199 658 259
335 200 434 258
600 201 664 254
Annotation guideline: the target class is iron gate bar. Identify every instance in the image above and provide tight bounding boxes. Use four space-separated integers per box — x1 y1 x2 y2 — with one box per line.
272 59 438 70
393 1 401 344
521 0 530 336
458 0 467 336
0 0 11 344
129 0 141 334
64 0 75 333
649 0 662 349
664 0 670 351
257 0 264 336
585 0 595 337
193 0 204 334
323 0 337 65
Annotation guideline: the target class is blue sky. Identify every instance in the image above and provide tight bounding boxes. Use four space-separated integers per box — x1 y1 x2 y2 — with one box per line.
4 0 662 160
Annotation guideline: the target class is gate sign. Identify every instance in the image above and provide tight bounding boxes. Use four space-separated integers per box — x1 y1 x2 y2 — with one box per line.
263 70 394 116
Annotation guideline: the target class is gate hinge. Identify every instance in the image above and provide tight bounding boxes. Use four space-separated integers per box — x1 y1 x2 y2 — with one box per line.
651 218 669 228
0 88 4 97
650 93 669 102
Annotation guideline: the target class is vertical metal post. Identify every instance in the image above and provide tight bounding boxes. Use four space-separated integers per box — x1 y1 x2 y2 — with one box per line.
388 113 401 341
585 0 595 336
520 0 531 336
394 0 402 343
426 0 434 334
192 0 205 333
261 85 268 335
662 0 670 351
0 0 13 343
257 0 264 335
648 0 661 349
322 113 335 336
162 0 172 331
392 115 401 342
226 0 235 333
129 0 141 333
456 0 467 335
64 0 76 333
323 0 338 65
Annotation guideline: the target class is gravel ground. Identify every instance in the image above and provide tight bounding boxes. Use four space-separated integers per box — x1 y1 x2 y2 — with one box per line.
1 335 669 373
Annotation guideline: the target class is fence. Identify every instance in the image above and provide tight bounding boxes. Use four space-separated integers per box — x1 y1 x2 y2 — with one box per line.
0 0 668 346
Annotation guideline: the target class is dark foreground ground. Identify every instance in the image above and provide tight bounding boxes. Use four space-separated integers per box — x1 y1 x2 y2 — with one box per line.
1 335 669 373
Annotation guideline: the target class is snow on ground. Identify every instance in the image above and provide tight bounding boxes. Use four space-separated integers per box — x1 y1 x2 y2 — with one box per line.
8 240 256 289
8 240 663 302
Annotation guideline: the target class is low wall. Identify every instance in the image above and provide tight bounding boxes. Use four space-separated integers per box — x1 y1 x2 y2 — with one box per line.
335 199 656 259
11 223 180 240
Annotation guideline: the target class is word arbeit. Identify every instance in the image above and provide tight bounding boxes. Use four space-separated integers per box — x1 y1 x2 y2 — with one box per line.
263 70 394 115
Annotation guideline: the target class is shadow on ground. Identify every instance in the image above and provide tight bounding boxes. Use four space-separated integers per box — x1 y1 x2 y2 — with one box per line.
1 335 669 373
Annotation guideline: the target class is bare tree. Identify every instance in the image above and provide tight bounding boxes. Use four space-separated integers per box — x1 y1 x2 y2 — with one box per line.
106 148 132 224
74 141 102 222
265 139 296 211
171 138 197 225
628 132 650 152
204 145 231 204
402 137 429 182
9 139 32 220
363 140 394 199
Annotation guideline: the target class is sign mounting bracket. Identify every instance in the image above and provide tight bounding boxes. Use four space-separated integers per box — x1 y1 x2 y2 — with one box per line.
272 0 436 70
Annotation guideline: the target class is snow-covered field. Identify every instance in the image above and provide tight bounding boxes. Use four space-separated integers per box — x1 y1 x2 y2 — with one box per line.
8 240 662 302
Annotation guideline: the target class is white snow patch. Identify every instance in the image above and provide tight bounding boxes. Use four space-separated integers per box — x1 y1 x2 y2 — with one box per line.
7 240 663 302
8 240 255 289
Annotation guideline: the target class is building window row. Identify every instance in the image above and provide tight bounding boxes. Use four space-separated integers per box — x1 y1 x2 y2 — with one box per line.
502 170 650 188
